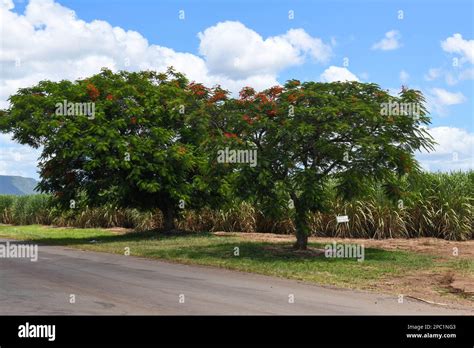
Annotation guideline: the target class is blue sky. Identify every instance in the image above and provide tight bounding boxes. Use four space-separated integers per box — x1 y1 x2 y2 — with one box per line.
1 0 473 179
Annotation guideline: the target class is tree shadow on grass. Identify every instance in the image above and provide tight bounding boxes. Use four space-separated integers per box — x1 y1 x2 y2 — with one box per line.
21 229 213 246
14 229 431 265
144 241 424 264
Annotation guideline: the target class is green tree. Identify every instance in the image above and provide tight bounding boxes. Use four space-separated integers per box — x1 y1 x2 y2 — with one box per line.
225 81 434 249
1 70 435 249
0 68 228 230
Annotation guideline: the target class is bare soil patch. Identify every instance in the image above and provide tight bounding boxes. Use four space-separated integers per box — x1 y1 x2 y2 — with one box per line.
213 231 474 308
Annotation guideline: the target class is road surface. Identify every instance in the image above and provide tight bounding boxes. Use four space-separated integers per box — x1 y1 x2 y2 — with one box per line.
0 239 471 315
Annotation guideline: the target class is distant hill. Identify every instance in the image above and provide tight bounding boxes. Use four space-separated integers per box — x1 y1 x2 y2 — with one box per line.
0 175 39 195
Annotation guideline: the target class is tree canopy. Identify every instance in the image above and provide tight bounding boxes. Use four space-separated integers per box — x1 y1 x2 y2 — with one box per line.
221 80 434 248
0 68 434 249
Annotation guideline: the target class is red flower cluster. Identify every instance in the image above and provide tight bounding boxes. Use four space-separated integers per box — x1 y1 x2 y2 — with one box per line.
106 94 114 101
286 80 301 89
255 93 269 104
287 93 299 103
86 83 100 100
188 82 208 97
209 90 227 103
268 86 283 97
239 86 256 100
224 132 238 139
242 114 253 124
266 110 277 117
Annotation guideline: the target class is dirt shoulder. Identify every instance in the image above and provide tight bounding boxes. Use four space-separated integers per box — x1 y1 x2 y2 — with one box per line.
215 232 473 259
214 232 474 308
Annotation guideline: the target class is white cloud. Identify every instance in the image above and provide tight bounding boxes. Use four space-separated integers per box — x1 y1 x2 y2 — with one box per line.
458 68 474 81
0 0 333 178
198 22 331 79
425 88 467 116
424 67 474 85
283 28 333 62
0 0 332 110
1 0 14 10
445 72 458 86
424 68 441 81
425 36 473 85
0 134 41 179
417 127 474 172
445 68 474 85
320 66 359 82
441 33 474 64
399 70 409 83
371 30 401 51
425 127 473 155
430 88 466 105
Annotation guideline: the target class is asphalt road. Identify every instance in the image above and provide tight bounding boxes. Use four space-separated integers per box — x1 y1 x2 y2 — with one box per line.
0 239 471 315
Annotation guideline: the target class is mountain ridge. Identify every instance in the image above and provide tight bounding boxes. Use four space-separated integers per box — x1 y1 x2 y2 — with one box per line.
0 175 39 195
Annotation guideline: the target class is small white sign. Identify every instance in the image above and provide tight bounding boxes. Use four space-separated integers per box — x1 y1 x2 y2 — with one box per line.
336 215 349 223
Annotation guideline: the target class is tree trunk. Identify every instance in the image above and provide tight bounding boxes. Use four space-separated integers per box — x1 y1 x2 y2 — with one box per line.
292 196 309 250
163 205 176 231
294 229 308 250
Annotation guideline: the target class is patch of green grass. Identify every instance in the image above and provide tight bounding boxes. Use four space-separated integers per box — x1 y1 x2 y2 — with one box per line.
0 224 112 241
0 224 458 290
